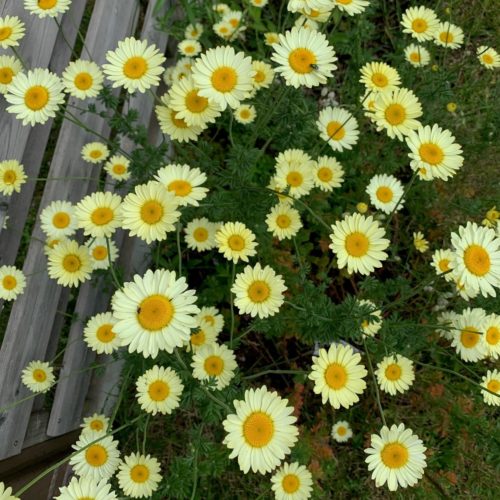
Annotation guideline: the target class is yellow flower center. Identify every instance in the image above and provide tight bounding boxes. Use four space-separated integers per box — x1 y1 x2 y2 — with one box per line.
204 355 225 376
92 245 108 261
170 110 189 128
371 72 388 88
140 200 164 224
24 85 49 111
282 473 301 493
254 70 265 83
2 275 17 290
337 426 347 436
229 18 239 28
96 324 116 343
211 66 237 92
63 254 82 272
3 170 16 184
38 0 57 9
317 167 333 182
384 103 406 125
326 121 346 141
239 109 251 119
112 164 127 175
184 45 195 54
411 18 427 33
286 171 303 187
90 150 103 159
381 442 409 468
203 315 215 325
463 244 490 276
52 211 70 229
190 329 206 346
384 363 402 381
148 380 170 401
0 66 14 84
0 27 13 41
325 362 347 389
439 32 454 44
288 48 316 74
243 411 274 448
168 179 192 197
33 368 47 382
376 186 393 203
419 143 444 165
130 464 150 483
247 280 270 303
337 0 353 4
123 56 148 79
137 294 174 331
276 214 291 229
438 259 450 272
486 326 499 346
85 444 108 467
227 234 245 251
410 52 421 62
77 497 94 500
74 72 93 91
487 379 500 393
482 54 494 64
193 227 209 242
345 232 369 257
185 90 208 113
90 207 114 226
90 420 104 431
460 326 480 348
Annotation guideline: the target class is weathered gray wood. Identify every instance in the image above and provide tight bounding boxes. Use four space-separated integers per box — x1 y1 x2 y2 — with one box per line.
0 0 88 264
0 0 140 460
48 0 172 436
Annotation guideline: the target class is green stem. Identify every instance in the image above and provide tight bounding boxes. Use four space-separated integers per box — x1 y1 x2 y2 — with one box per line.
200 386 231 412
363 337 387 427
10 46 27 70
229 262 236 348
142 414 150 454
243 369 306 381
105 237 122 290
53 17 77 60
384 171 418 230
176 222 183 277
14 414 143 497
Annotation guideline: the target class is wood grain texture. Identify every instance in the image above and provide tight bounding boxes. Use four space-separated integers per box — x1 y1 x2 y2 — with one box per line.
0 0 139 460
48 0 172 436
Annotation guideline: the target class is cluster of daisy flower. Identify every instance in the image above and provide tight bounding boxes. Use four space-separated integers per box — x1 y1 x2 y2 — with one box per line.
1 0 499 498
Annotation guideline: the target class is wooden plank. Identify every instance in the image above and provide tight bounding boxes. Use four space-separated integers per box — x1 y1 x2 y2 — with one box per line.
48 0 172 436
0 0 88 264
0 0 140 460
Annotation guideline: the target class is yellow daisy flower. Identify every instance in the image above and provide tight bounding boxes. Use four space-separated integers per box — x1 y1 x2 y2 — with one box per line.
111 268 199 358
184 217 219 251
75 191 123 238
213 20 235 41
0 15 25 49
232 263 287 318
309 343 367 409
192 45 254 110
366 174 405 214
0 265 26 301
400 6 439 42
358 299 383 337
271 27 337 88
81 142 110 164
103 37 166 93
121 181 181 244
222 386 299 474
234 103 257 124
271 462 313 499
434 22 464 50
24 0 71 18
5 68 65 126
252 60 275 90
359 61 401 93
0 55 23 94
40 200 78 239
55 476 117 500
62 59 104 99
365 424 427 491
104 154 131 181
0 159 27 195
312 156 344 191
331 0 369 16
331 421 353 443
477 46 500 69
196 306 224 336
484 314 500 359
431 249 455 281
80 413 110 434
83 312 121 355
117 453 162 499
404 44 430 67
87 237 119 270
266 204 302 240
317 106 359 152
413 231 429 253
0 481 18 500
185 22 203 40
47 239 93 287
329 213 390 275
375 354 415 395
264 32 280 46
191 343 238 390
178 39 202 58
136 365 184 414
481 369 500 406
273 148 315 198
189 321 218 352
215 221 258 263
21 360 55 393
450 307 488 362
69 430 120 481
